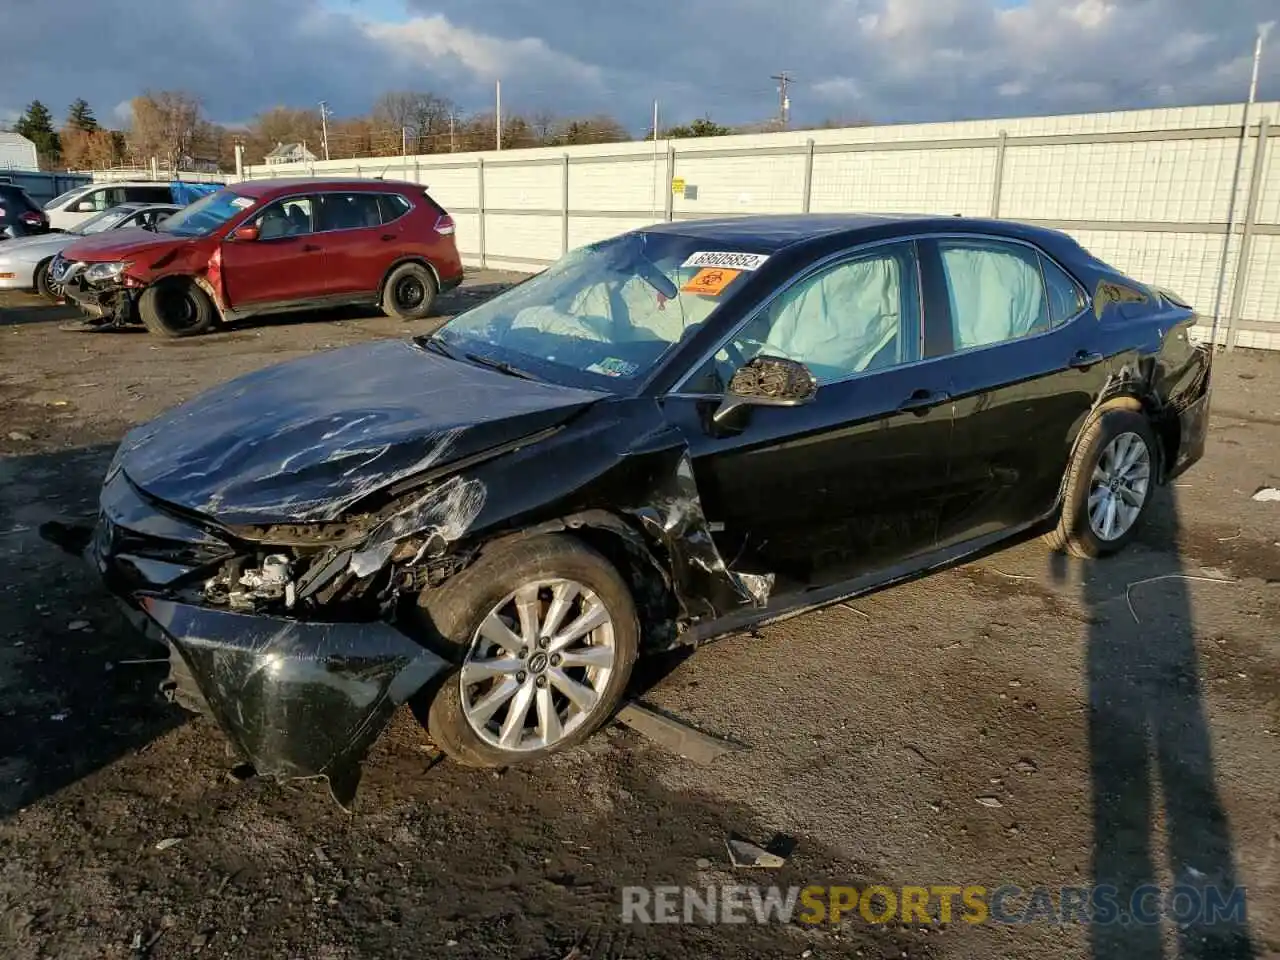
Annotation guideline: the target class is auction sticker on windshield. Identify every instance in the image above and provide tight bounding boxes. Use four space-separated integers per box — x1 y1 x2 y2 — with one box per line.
681 267 741 296
682 251 770 271
230 197 256 209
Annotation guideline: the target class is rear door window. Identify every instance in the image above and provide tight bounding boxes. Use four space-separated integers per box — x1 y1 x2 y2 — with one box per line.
124 185 173 204
317 193 383 232
937 239 1050 349
377 193 412 224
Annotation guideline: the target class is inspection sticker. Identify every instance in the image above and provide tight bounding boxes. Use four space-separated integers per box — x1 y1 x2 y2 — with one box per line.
229 197 256 209
682 250 770 271
681 267 741 296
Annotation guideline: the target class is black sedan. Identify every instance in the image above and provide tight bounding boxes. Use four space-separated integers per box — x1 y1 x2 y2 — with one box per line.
67 214 1212 805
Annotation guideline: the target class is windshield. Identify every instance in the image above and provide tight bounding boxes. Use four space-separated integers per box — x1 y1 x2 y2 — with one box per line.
433 232 766 391
46 186 89 210
75 207 134 235
158 189 254 237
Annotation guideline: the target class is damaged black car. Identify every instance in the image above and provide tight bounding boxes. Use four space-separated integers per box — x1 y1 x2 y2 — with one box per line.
65 214 1212 806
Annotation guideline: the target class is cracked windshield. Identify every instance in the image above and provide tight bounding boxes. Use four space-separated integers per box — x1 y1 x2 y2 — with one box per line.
432 232 758 389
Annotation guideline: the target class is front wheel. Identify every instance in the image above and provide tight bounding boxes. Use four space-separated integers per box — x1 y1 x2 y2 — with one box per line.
1044 408 1157 558
34 258 57 300
381 262 438 321
417 534 639 767
138 279 215 337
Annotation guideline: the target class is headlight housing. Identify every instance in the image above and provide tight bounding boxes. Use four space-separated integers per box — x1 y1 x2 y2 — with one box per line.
83 261 131 284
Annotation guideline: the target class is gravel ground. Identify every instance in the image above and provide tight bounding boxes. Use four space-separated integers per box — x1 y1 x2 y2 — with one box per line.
0 280 1277 960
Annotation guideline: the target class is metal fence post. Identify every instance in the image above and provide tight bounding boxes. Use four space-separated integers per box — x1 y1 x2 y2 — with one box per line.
414 159 421 185
354 163 362 178
802 138 815 213
561 153 571 256
1225 116 1270 351
664 144 675 222
477 157 487 269
990 130 1008 217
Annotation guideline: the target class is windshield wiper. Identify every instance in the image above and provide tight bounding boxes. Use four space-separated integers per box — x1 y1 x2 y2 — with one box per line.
463 351 540 381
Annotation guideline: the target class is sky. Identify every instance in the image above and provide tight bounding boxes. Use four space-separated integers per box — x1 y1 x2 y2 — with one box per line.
1 0 1277 134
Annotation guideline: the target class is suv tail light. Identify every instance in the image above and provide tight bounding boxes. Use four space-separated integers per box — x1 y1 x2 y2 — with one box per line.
433 214 456 236
19 211 45 226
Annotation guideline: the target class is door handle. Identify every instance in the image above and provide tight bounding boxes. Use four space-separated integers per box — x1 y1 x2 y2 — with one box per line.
898 389 950 414
1069 350 1103 370
381 233 396 241
302 243 321 252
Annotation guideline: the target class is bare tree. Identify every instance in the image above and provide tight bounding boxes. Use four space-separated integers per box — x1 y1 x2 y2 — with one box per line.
128 90 203 171
372 91 457 153
247 106 323 163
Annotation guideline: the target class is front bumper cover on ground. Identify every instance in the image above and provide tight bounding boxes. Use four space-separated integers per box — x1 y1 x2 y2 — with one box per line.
135 597 449 809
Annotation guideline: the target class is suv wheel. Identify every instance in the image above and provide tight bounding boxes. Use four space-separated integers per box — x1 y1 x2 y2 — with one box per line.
139 279 215 338
381 262 438 321
416 534 639 767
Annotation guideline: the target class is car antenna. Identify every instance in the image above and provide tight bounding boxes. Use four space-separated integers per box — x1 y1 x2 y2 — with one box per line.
375 164 390 180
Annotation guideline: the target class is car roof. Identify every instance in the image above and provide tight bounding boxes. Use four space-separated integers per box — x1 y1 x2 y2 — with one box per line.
232 177 420 198
640 213 1065 254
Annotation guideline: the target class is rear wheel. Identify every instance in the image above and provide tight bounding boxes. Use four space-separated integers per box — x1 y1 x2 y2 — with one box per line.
417 534 639 767
138 279 215 338
1044 408 1157 558
381 262 438 321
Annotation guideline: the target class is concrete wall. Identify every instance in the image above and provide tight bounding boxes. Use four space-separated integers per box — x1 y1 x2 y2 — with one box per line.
243 102 1280 351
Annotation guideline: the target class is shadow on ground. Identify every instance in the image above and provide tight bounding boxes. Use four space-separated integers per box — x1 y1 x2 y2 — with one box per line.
1050 487 1256 959
0 443 186 819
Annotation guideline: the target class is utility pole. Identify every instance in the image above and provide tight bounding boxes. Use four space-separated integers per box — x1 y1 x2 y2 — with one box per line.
402 126 408 158
771 72 794 129
1211 20 1273 350
318 100 331 160
449 111 457 153
495 80 503 151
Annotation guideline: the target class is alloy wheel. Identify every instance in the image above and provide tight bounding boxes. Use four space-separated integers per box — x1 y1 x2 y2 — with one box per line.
1087 431 1151 541
460 579 617 752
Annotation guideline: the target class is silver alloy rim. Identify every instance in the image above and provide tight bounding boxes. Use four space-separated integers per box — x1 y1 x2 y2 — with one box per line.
1088 431 1151 541
460 579 616 752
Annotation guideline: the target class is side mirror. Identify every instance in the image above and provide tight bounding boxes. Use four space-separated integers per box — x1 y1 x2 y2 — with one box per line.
713 355 817 425
231 224 260 242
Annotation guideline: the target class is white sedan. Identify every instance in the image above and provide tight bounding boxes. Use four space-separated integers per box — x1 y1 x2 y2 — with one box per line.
0 203 178 298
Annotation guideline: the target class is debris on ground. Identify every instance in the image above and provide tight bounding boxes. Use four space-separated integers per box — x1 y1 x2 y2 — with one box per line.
726 834 792 868
975 796 1004 808
1252 487 1280 502
7 431 32 441
615 702 744 764
1012 759 1038 774
1124 573 1235 623
67 620 91 632
154 837 183 851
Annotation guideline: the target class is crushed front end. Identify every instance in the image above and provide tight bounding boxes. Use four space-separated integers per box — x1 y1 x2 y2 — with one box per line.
54 254 140 325
89 468 450 807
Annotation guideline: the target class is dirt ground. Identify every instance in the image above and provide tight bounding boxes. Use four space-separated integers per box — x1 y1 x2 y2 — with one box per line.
0 279 1277 960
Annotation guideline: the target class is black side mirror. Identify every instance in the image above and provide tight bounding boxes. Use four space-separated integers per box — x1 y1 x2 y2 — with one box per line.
713 355 818 425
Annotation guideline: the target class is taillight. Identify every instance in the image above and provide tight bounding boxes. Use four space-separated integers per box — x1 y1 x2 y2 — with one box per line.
434 214 456 236
19 211 44 226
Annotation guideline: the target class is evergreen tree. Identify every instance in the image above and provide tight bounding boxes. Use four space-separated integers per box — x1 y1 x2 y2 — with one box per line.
67 98 99 132
14 100 60 165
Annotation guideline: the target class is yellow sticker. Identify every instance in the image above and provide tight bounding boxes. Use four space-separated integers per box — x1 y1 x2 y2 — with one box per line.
680 267 741 296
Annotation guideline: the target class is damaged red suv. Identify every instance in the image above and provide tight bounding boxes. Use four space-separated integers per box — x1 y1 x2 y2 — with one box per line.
54 178 463 336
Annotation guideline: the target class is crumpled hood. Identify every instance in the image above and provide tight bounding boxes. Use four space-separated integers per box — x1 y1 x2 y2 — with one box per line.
116 339 606 523
61 227 181 264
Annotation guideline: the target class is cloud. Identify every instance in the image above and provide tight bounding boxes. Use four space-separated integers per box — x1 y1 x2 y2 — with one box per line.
0 0 1274 136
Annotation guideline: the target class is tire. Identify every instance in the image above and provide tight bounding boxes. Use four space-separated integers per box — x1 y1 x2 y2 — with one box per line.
34 259 56 300
417 534 639 768
1044 408 1158 559
381 262 438 321
138 279 215 338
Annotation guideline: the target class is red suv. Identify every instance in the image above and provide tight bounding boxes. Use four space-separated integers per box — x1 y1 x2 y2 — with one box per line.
55 178 463 336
